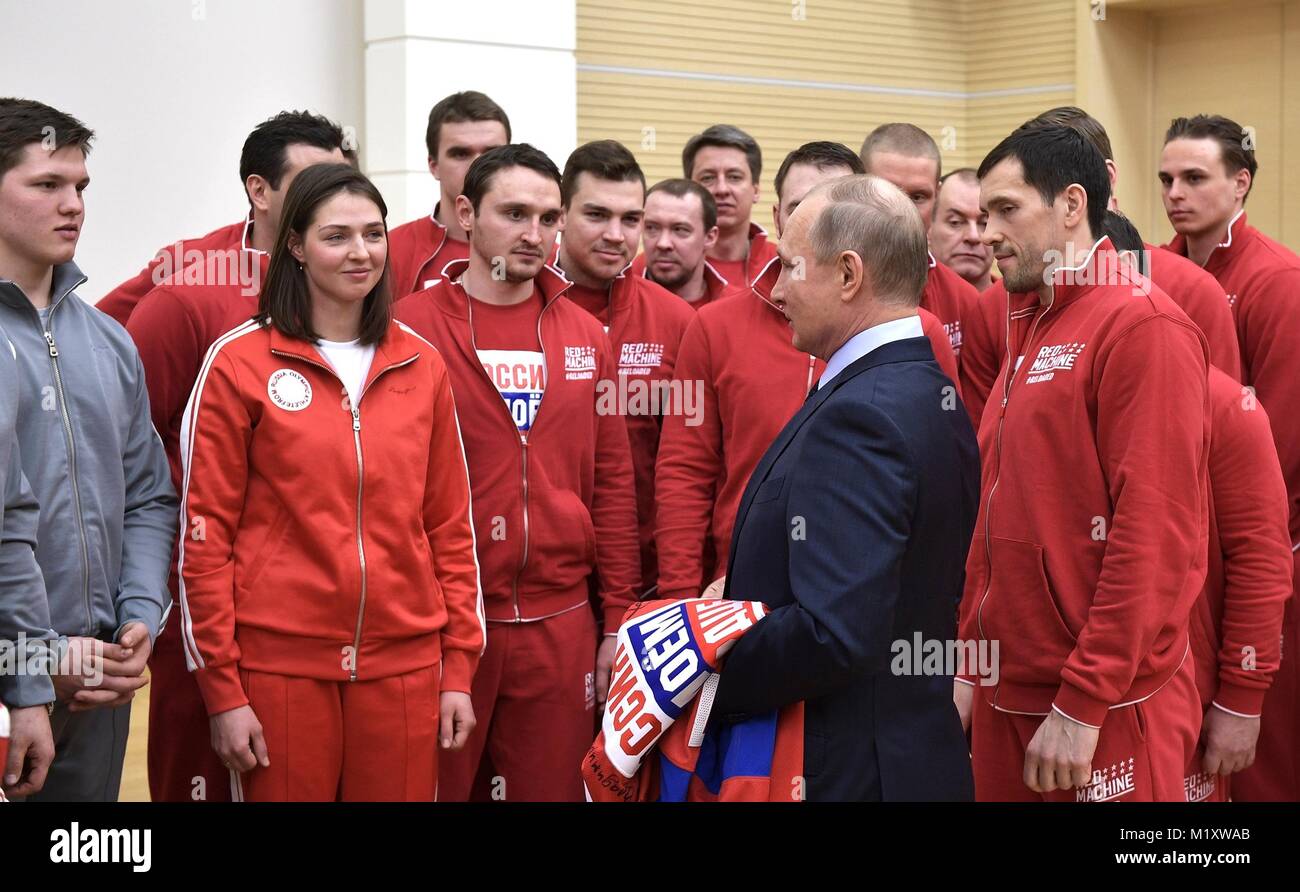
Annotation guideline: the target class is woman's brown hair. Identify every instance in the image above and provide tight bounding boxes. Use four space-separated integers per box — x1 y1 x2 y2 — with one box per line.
257 162 392 345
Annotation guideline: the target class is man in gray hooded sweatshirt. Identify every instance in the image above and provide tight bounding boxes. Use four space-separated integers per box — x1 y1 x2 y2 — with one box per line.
0 98 176 800
1 321 56 799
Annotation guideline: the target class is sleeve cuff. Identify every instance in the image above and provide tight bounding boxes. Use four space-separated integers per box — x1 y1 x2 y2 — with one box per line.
0 670 56 709
1211 677 1267 717
194 662 248 716
115 597 166 645
603 603 634 637
954 676 977 688
440 648 477 695
1052 680 1109 728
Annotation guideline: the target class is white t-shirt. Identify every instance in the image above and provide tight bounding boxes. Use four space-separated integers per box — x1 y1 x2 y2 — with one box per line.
316 337 376 404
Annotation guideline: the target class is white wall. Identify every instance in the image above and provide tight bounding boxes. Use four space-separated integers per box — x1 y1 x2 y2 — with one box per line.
0 0 366 302
364 0 578 226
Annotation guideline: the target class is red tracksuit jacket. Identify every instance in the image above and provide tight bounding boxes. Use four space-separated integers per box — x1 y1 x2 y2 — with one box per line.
387 206 471 298
178 318 485 715
127 259 268 493
1193 366 1292 716
557 270 696 596
395 261 642 631
961 245 1241 432
98 219 251 326
958 237 1210 727
923 253 978 362
626 258 744 309
653 257 961 598
1167 211 1300 547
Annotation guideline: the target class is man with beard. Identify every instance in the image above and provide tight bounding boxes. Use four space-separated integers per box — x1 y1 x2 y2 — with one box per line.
955 125 1208 801
396 144 640 801
639 178 737 307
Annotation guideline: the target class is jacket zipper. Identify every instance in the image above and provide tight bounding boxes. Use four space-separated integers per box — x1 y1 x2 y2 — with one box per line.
270 348 416 680
347 400 365 681
975 291 1056 687
41 300 95 635
463 293 555 622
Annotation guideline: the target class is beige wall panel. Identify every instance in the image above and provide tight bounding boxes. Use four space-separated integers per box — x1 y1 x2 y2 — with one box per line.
1281 2 1300 245
579 0 969 92
1149 4 1284 244
578 71 965 199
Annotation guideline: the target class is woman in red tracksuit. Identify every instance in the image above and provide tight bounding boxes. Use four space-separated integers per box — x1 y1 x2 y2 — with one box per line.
178 164 484 801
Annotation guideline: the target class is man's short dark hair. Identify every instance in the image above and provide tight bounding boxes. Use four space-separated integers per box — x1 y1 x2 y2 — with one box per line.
774 141 864 204
0 98 94 181
646 178 717 231
240 110 347 192
424 91 511 160
1020 106 1113 162
461 143 562 214
939 167 978 187
978 124 1110 238
1164 114 1257 199
561 140 645 208
682 124 762 182
1102 209 1148 277
859 123 942 178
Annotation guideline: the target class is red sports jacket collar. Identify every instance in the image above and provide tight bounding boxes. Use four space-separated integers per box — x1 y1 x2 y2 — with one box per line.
428 257 573 320
749 254 783 313
240 214 268 257
1006 236 1124 314
1167 209 1250 273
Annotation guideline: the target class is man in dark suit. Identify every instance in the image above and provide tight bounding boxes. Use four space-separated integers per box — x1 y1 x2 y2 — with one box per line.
710 174 980 801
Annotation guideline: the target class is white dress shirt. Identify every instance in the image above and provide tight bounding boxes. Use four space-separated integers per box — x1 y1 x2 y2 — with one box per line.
817 315 924 391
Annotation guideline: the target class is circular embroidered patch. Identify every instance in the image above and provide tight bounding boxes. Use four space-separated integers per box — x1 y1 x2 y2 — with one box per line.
267 368 312 411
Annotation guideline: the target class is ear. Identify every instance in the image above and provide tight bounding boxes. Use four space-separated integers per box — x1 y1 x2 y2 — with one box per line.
287 231 305 264
454 194 475 235
1063 183 1089 230
771 203 781 239
428 156 440 181
1105 159 1118 191
704 225 719 252
246 174 272 214
1234 168 1252 203
838 250 866 301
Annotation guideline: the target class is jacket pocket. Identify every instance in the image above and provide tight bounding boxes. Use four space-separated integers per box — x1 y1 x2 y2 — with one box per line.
526 485 597 584
980 537 1076 685
237 502 293 593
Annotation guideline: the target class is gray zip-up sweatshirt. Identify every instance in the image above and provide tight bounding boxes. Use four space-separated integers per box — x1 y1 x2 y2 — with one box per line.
1 323 56 707
0 262 176 646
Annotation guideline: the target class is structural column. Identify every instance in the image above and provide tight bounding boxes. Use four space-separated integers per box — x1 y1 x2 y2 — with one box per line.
364 0 578 224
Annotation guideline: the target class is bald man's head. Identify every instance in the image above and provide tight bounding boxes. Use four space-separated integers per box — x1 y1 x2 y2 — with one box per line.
802 173 928 305
858 123 942 231
774 174 926 360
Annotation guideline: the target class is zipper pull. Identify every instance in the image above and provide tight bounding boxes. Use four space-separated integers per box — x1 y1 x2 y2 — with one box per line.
43 331 58 358
520 431 528 446
351 406 361 431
